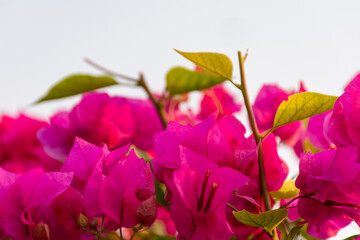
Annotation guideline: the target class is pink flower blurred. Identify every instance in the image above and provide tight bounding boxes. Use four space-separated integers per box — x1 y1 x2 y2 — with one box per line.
0 114 61 174
38 92 163 161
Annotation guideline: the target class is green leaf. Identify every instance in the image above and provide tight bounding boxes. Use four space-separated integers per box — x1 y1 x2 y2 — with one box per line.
166 67 225 96
286 224 303 240
270 180 300 200
35 74 118 103
233 209 288 233
343 235 360 240
174 49 233 80
273 92 338 129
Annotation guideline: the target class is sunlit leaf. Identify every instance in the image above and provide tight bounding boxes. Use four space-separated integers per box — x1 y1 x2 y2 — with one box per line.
233 209 288 233
273 92 338 129
166 67 225 96
343 235 360 240
303 139 322 154
36 74 118 103
174 49 233 80
286 224 303 240
270 180 300 200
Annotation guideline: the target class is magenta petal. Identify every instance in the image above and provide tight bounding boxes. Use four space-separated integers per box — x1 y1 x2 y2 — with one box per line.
0 169 73 238
83 165 106 217
0 114 61 174
127 99 163 152
99 150 154 228
262 134 288 191
37 111 75 161
52 187 84 232
198 85 241 120
61 137 104 185
307 111 334 149
0 167 18 200
253 85 289 131
136 197 157 227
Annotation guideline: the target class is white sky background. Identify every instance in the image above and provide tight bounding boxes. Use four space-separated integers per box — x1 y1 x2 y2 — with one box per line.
1 1 360 238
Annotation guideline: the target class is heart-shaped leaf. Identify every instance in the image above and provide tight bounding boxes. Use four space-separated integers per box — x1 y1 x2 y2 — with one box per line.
166 67 225 96
175 49 233 80
270 180 300 200
36 74 118 103
233 209 288 233
273 92 338 129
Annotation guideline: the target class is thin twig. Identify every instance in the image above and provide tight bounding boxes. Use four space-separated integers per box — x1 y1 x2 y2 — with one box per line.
237 51 278 240
138 72 167 129
226 203 239 212
84 58 138 82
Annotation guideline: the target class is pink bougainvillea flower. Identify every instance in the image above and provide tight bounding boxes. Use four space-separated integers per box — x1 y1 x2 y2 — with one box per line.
307 110 335 150
198 84 241 120
125 98 164 154
153 114 288 201
0 168 73 239
155 206 176 235
39 92 163 160
296 146 360 238
60 137 107 191
37 111 75 161
170 147 249 239
328 73 360 147
51 186 85 232
262 134 289 192
252 84 304 146
0 114 61 173
70 93 136 149
60 137 156 230
99 150 156 228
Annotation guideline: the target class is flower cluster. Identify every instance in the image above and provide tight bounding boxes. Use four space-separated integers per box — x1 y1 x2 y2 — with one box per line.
2 51 360 240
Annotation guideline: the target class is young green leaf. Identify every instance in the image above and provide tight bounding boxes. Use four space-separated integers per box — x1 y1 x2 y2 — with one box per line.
35 74 118 103
286 224 304 240
166 67 225 96
270 180 300 200
174 49 233 80
233 209 288 233
273 92 338 129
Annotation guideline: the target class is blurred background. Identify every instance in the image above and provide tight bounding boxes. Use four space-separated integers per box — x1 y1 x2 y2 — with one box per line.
1 0 360 117
1 1 360 238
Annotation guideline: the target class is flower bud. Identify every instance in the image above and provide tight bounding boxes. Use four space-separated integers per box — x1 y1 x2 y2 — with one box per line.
77 213 89 228
89 220 98 231
32 222 50 240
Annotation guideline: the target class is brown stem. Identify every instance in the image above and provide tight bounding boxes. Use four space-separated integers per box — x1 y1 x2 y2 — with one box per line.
237 51 277 240
226 203 239 212
84 58 138 82
138 72 167 129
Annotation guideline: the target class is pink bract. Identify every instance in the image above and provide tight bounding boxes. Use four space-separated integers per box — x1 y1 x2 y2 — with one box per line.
296 147 360 238
253 84 304 146
38 92 163 161
198 85 241 120
0 114 61 173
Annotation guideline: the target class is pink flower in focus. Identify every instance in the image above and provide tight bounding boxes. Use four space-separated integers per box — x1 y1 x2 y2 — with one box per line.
0 168 73 239
99 150 156 228
170 147 249 239
328 73 360 147
60 137 156 229
296 147 360 238
0 114 61 173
